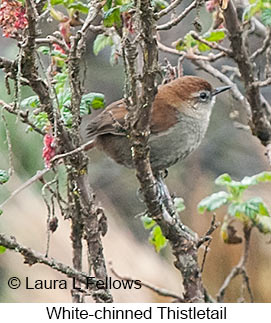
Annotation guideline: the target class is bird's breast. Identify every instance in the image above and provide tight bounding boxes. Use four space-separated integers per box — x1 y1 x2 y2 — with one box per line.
148 114 210 170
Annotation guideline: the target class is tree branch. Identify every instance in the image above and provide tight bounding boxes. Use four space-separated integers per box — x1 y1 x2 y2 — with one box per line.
190 31 233 56
66 1 112 302
216 226 253 302
154 0 183 19
109 261 183 301
223 0 271 148
0 234 111 301
157 0 197 31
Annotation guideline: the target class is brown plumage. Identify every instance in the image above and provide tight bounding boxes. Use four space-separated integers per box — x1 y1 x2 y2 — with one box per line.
84 76 230 171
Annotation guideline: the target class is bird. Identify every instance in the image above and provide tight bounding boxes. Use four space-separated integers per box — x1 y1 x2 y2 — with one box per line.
83 76 230 172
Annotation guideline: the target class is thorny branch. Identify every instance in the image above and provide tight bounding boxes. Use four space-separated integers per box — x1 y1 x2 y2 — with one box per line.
0 0 112 303
0 234 109 300
0 100 45 135
154 0 182 19
124 0 206 302
223 0 271 152
0 0 270 305
157 0 197 31
64 0 112 303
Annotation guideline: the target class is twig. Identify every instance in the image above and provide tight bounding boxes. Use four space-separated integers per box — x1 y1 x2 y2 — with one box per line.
223 0 271 145
0 100 45 135
50 140 95 164
41 176 58 257
190 31 233 56
0 56 14 73
252 77 271 88
0 169 49 210
221 65 241 80
76 0 104 53
200 238 212 273
250 27 271 61
197 215 220 273
157 40 226 62
154 0 183 19
157 0 197 31
1 114 14 177
109 261 183 301
216 226 253 302
0 233 110 301
14 47 23 111
197 215 220 249
35 36 70 53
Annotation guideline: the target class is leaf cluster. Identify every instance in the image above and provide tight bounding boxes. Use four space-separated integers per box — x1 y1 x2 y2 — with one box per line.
198 172 271 236
243 0 271 26
174 30 226 53
140 198 185 252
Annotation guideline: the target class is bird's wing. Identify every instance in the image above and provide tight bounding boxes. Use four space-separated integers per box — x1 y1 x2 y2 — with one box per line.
86 93 179 139
86 99 127 139
150 92 179 135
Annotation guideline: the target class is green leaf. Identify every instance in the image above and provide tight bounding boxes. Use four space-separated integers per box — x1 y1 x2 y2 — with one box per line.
31 112 49 131
152 0 169 10
215 173 250 199
215 173 232 186
250 171 271 184
198 42 211 52
175 32 197 51
51 50 68 60
81 93 105 112
21 96 40 109
141 215 156 230
198 191 230 213
104 7 122 28
197 30 226 52
228 202 246 218
54 71 69 94
93 34 114 56
0 246 6 254
175 39 186 51
50 0 65 5
0 209 3 216
0 170 9 185
149 225 167 252
67 2 89 14
253 215 271 234
61 107 72 127
58 91 71 109
243 197 270 219
120 2 134 12
174 197 186 213
38 46 50 55
105 0 113 10
261 8 271 26
204 30 226 42
242 2 262 21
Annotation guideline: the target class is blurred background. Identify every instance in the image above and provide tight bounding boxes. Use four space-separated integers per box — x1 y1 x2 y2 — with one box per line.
0 1 271 302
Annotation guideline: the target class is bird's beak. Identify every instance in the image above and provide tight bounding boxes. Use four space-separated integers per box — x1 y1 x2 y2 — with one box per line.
212 85 231 96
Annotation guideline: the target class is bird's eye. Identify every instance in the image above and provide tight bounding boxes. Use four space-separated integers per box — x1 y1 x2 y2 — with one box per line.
199 91 209 101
